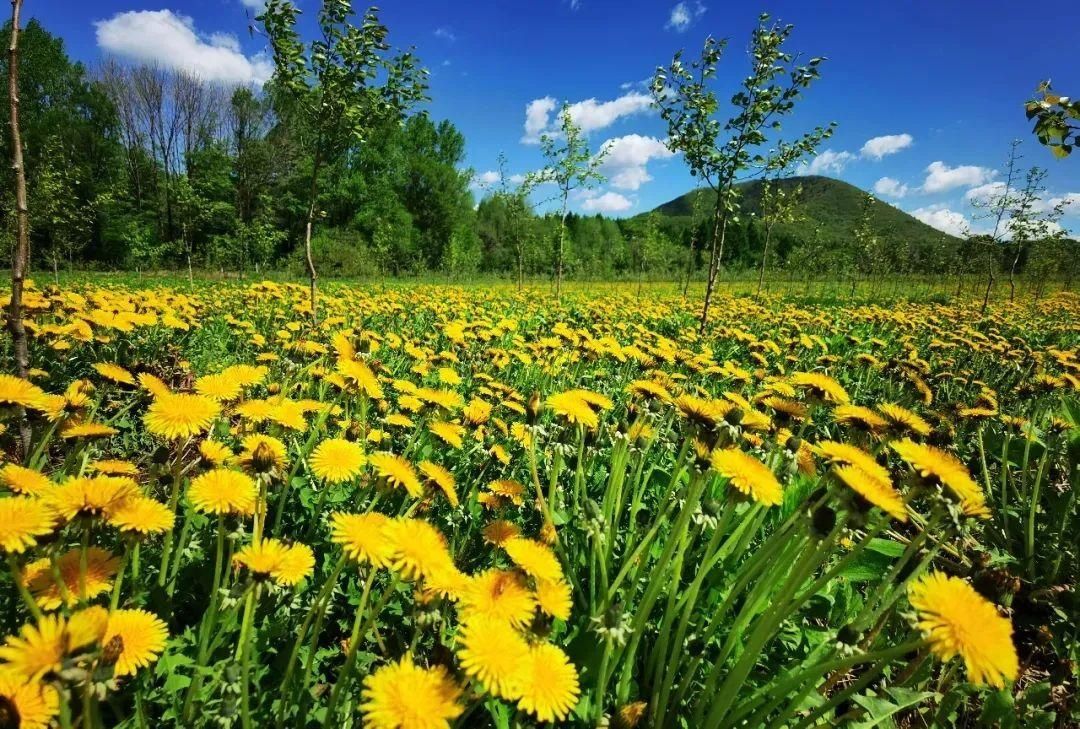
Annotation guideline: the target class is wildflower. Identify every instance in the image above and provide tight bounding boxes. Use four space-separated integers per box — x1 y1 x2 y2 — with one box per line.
0 498 55 554
237 434 288 473
310 438 367 483
457 616 530 699
832 405 888 433
815 441 892 487
195 372 245 402
0 374 47 410
103 609 168 677
710 449 783 506
360 652 463 729
418 461 458 507
547 391 599 429
60 422 119 439
329 512 395 568
90 363 133 387
789 372 850 404
429 420 465 449
909 573 1018 688
511 642 581 723
337 358 384 400
503 536 563 582
834 465 907 522
188 469 257 516
0 672 59 729
0 607 107 682
459 570 536 628
481 519 520 546
199 439 232 466
383 518 456 582
0 464 51 496
890 440 989 518
487 479 526 506
44 476 137 522
144 393 220 440
534 578 573 621
107 496 175 535
234 539 315 586
25 547 119 609
877 403 932 437
87 459 139 476
369 453 422 497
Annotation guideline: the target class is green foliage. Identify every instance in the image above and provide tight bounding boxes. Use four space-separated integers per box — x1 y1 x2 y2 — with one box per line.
1025 80 1080 158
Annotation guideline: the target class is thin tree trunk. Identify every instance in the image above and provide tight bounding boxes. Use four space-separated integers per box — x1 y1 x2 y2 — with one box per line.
556 202 568 302
699 194 727 334
6 0 30 453
682 230 697 298
980 249 995 315
757 226 773 297
1008 245 1022 303
304 151 323 323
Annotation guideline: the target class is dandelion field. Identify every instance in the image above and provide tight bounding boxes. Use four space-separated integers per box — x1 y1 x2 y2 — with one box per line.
1 279 1078 729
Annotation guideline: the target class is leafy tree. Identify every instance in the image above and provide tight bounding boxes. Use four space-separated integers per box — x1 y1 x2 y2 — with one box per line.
629 212 667 295
755 179 802 295
259 0 427 321
528 103 607 300
652 13 833 331
1025 81 1079 158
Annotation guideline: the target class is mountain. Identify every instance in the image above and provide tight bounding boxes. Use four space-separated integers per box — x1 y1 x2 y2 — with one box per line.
647 175 959 269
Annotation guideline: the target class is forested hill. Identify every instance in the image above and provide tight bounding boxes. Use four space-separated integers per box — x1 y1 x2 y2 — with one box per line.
643 174 959 252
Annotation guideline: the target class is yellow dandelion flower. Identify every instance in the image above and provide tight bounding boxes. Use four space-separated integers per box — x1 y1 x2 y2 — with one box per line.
87 459 138 476
418 461 458 507
60 422 119 439
188 469 257 516
360 652 463 729
199 439 232 466
815 441 892 488
510 642 580 723
44 476 138 522
890 439 989 518
429 420 465 449
534 578 573 621
107 496 175 535
909 572 1018 688
383 518 455 582
834 465 907 522
236 434 288 473
0 464 51 496
234 539 315 586
0 672 59 729
0 497 55 554
710 449 783 506
103 609 168 677
337 357 384 400
0 375 47 410
457 616 530 699
136 372 171 399
25 547 119 610
503 536 563 582
330 512 395 568
877 403 932 437
0 607 107 682
369 453 422 497
309 438 367 483
482 520 520 546
789 372 850 405
546 391 599 429
487 479 526 506
833 404 888 432
93 362 137 386
458 569 536 628
144 393 220 440
194 372 244 402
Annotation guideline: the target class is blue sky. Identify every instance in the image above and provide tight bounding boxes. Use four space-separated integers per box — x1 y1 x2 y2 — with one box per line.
27 0 1080 233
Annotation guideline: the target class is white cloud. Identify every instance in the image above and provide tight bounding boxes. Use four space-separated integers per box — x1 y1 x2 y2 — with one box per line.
797 149 856 176
238 0 266 9
95 10 273 85
873 177 909 198
597 134 675 190
860 133 913 160
472 170 500 188
1047 192 1080 215
963 181 1007 204
434 27 456 42
921 161 995 194
521 91 654 143
582 191 633 213
522 96 557 144
666 2 706 32
911 204 969 236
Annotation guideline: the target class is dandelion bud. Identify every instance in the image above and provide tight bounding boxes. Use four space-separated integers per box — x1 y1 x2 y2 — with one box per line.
100 635 125 667
527 391 541 424
724 407 744 426
810 504 836 538
604 601 624 629
267 382 281 395
702 497 722 517
613 701 648 729
785 435 802 453
250 442 276 474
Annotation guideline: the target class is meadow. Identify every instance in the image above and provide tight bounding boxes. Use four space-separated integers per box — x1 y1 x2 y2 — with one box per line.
0 276 1078 728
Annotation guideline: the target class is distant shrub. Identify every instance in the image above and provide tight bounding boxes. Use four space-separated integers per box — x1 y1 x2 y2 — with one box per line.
293 228 382 278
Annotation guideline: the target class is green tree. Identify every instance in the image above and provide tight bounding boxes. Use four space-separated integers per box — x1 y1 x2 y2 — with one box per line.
1025 80 1079 158
259 0 427 321
652 13 833 332
755 179 802 295
528 103 607 300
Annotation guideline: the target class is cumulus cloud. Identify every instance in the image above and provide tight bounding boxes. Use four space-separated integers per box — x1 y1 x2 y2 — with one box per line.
521 91 654 143
921 161 995 194
95 10 273 85
873 177 909 198
522 97 558 144
597 134 675 190
472 170 500 189
911 204 970 236
238 0 266 9
860 133 913 160
666 2 706 32
582 191 633 213
434 27 456 42
796 149 856 176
